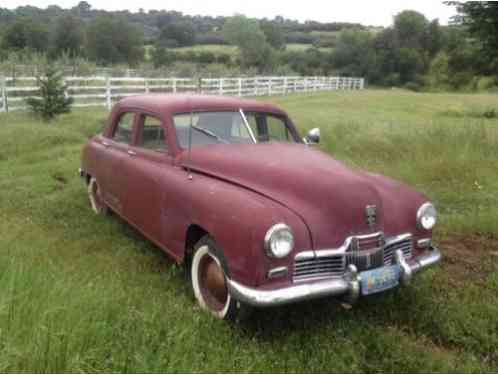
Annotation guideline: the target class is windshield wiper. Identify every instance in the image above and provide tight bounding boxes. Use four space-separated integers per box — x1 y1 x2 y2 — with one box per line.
191 125 229 143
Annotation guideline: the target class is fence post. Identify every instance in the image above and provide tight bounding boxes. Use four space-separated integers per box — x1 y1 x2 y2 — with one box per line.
105 76 112 110
172 78 177 93
238 78 242 97
145 79 149 94
218 78 223 95
0 76 7 113
268 78 272 96
360 78 365 90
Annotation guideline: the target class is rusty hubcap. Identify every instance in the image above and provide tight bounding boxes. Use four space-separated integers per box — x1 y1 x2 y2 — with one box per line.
199 254 228 311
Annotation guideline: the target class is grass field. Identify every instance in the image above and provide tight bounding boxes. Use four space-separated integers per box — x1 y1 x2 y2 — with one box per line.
150 43 330 57
0 90 497 372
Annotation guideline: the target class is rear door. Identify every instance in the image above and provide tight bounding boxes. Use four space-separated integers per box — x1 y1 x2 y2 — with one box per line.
99 111 136 214
123 112 172 244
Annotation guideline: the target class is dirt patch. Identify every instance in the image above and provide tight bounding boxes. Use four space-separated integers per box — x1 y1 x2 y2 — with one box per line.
438 234 498 288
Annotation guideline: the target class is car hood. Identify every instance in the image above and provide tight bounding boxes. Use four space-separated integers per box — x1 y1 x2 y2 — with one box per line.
180 142 427 249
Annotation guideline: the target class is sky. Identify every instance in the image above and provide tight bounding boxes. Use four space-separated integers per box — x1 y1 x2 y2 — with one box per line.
2 0 457 26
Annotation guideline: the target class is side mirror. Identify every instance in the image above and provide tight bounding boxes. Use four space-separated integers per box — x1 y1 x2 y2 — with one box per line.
304 128 320 144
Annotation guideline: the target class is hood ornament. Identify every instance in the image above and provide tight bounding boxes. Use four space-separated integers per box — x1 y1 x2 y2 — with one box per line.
365 205 377 230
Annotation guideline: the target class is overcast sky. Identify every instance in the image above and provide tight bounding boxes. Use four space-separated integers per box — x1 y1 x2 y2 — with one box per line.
3 0 456 26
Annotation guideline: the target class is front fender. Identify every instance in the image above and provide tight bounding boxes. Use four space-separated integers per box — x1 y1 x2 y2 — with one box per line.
165 171 311 287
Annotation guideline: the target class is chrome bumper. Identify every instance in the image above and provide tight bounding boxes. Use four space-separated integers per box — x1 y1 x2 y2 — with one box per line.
227 246 441 308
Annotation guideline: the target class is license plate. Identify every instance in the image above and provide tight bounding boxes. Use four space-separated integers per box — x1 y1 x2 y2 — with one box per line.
360 265 401 295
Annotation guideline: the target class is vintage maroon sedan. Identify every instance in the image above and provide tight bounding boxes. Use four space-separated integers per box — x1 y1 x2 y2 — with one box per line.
80 94 441 320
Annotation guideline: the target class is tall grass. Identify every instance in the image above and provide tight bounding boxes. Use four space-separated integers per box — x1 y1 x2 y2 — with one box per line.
0 90 497 372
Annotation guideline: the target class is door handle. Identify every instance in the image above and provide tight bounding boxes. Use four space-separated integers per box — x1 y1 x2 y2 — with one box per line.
127 150 137 156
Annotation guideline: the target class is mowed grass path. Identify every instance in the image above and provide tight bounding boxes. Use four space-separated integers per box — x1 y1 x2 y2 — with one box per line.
0 90 497 372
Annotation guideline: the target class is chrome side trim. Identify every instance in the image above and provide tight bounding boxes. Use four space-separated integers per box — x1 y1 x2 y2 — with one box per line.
226 246 441 308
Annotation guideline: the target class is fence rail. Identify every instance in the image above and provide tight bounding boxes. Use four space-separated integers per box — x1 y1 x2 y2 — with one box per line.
0 76 364 113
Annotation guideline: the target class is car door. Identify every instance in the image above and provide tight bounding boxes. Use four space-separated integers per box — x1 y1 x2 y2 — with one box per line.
99 110 137 214
123 112 172 245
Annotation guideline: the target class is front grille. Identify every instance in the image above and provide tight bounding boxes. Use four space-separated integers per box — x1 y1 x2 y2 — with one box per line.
293 255 344 282
292 233 413 282
383 238 412 265
346 232 385 271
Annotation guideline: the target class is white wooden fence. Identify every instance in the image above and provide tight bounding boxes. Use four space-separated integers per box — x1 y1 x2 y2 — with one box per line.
0 76 364 113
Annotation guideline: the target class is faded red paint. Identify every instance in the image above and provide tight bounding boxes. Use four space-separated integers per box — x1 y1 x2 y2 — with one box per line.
81 94 433 288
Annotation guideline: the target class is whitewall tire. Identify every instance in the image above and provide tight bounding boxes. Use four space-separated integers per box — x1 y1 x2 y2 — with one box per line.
191 236 241 320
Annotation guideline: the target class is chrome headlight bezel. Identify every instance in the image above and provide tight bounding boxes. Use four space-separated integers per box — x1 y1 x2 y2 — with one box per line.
417 202 437 230
264 223 294 258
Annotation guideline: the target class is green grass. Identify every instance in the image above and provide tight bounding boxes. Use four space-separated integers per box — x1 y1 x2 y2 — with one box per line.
0 90 497 372
285 43 333 53
171 44 239 56
151 43 331 57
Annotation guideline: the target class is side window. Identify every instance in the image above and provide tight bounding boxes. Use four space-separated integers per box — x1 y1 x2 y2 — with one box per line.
137 115 167 152
113 112 134 144
267 115 290 142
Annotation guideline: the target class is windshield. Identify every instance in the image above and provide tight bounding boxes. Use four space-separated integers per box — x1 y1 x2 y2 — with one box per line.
173 111 298 148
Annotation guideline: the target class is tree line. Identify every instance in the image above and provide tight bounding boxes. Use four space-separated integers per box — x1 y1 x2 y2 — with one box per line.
0 1 497 91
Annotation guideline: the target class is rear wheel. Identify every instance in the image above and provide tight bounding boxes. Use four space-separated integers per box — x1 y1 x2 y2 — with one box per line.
191 236 242 320
87 177 109 215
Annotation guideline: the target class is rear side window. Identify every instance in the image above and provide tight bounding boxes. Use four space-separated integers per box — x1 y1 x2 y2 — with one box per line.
113 112 134 144
137 115 167 152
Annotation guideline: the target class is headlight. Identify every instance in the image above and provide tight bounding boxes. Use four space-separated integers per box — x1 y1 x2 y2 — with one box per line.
264 223 294 258
417 202 437 230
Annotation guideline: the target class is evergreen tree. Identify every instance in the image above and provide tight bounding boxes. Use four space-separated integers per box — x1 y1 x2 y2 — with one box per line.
26 68 73 121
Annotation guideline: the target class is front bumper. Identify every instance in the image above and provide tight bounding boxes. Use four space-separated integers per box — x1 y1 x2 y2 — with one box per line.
227 246 441 308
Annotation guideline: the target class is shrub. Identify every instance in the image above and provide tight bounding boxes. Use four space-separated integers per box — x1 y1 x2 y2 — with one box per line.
26 67 73 121
482 108 496 119
404 81 422 92
197 51 216 64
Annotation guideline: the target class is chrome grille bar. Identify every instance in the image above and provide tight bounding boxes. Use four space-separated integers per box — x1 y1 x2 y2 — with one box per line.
292 233 413 282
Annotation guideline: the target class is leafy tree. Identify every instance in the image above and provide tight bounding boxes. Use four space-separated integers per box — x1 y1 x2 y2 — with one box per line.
397 47 424 82
86 16 144 66
260 20 285 50
446 1 498 75
424 19 443 57
72 1 92 16
447 1 498 59
26 67 73 121
393 10 428 50
332 29 376 78
53 15 85 57
151 46 177 68
223 15 275 72
2 18 49 52
157 21 195 47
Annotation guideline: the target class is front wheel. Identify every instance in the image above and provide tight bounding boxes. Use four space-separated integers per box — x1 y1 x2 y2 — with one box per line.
190 236 243 320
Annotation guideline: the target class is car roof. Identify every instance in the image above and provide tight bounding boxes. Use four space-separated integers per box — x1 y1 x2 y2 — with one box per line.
117 94 288 117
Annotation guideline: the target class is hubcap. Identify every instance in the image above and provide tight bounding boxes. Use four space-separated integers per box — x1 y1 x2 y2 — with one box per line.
198 254 228 312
